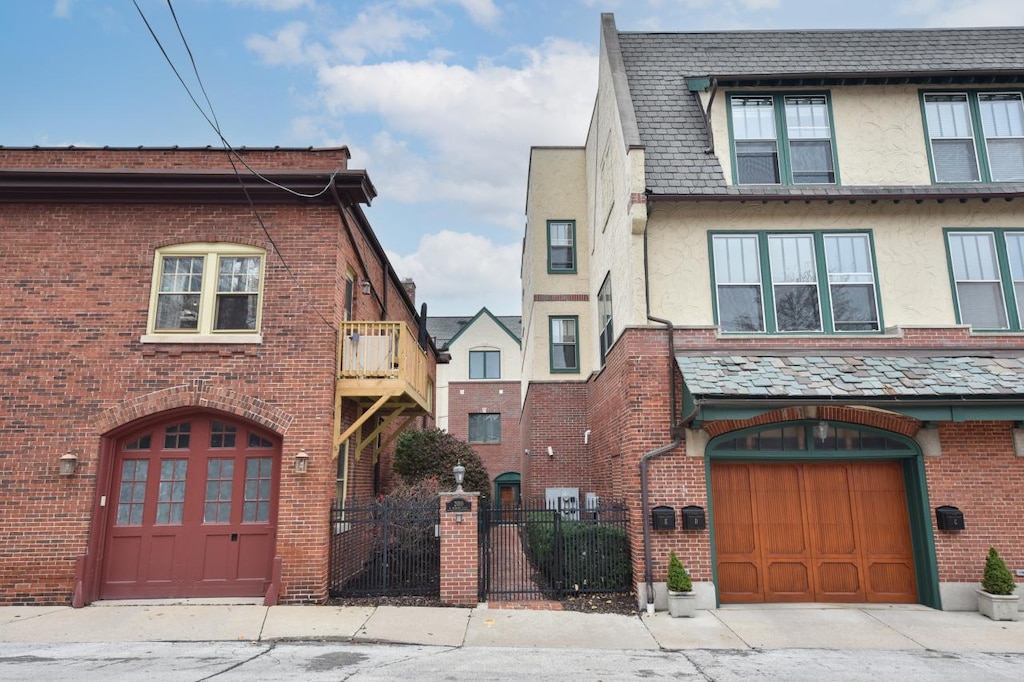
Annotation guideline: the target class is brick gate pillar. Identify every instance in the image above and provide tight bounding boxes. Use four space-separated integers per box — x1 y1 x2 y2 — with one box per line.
439 491 479 606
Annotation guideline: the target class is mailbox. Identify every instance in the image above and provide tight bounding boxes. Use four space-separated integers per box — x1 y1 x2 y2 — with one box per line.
651 506 676 530
935 505 965 531
682 505 706 530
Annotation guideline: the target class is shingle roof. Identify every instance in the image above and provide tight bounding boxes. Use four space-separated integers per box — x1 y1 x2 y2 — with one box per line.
426 314 521 350
614 24 1024 196
676 354 1024 399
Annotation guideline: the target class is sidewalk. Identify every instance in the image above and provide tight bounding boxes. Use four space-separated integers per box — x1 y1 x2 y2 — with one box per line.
0 601 1021 653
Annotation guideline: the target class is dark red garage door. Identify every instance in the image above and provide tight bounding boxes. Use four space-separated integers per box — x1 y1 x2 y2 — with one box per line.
100 415 279 599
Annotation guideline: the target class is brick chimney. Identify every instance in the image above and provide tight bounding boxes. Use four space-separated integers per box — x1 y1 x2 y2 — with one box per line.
401 278 416 305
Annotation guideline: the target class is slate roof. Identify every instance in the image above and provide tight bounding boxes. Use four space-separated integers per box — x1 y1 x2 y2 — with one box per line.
426 314 522 350
613 21 1024 197
675 354 1024 399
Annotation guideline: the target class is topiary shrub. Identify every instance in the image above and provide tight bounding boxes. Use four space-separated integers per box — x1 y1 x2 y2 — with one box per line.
667 550 692 593
981 547 1017 596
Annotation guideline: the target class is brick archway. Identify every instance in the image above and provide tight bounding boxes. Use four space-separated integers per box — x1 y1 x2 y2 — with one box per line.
703 405 920 440
94 381 294 437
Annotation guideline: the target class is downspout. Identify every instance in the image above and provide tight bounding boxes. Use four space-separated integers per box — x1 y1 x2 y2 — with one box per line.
639 216 682 612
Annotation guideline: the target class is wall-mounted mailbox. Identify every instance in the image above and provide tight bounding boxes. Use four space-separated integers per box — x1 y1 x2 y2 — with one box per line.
935 505 965 531
651 505 676 530
682 505 706 530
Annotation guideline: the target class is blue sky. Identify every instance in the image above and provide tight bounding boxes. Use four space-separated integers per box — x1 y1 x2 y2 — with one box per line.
3 0 1021 316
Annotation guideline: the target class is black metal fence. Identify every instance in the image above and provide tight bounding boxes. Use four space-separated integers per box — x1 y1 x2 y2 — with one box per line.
478 499 631 601
328 496 440 597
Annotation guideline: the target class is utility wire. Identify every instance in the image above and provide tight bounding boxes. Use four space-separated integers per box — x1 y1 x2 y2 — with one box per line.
133 0 337 332
133 0 339 200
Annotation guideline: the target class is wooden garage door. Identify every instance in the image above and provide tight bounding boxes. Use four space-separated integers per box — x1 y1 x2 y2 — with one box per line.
712 460 916 603
100 415 279 599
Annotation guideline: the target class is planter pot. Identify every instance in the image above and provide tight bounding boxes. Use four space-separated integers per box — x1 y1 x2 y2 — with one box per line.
977 588 1019 621
667 590 696 618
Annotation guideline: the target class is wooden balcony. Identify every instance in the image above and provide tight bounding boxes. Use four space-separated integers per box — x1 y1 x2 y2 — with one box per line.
333 321 432 461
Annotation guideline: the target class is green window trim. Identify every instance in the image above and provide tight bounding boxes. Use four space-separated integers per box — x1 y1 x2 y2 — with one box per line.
943 227 1024 331
921 89 1024 184
548 315 580 373
726 91 841 186
469 349 501 379
547 220 577 273
709 230 884 335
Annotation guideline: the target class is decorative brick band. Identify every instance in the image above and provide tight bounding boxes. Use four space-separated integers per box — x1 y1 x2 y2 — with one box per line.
93 380 294 436
703 405 920 438
533 294 589 302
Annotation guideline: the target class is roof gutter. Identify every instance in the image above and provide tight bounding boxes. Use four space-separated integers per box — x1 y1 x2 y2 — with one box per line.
648 188 1024 203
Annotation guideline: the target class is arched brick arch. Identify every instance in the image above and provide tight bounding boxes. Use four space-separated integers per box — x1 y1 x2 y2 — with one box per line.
703 405 920 439
93 380 294 436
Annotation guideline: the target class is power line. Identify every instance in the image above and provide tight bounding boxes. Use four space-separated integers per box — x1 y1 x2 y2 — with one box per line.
133 0 339 332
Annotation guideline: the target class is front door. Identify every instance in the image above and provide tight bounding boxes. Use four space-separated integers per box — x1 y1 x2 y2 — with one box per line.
100 414 279 599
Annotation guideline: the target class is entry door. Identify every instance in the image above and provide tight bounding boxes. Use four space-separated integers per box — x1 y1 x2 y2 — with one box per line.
498 483 519 521
712 460 917 604
101 415 279 599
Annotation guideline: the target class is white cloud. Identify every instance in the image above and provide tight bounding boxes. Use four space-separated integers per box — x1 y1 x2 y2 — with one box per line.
245 21 324 66
908 0 1024 26
386 230 521 315
53 0 74 18
315 38 597 229
327 6 431 64
228 0 316 10
451 0 500 27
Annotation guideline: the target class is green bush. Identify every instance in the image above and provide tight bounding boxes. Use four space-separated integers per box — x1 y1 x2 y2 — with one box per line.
667 551 691 592
521 512 632 592
393 428 490 497
981 547 1017 596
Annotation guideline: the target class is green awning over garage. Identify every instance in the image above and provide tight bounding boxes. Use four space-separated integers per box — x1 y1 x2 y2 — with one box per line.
676 353 1024 425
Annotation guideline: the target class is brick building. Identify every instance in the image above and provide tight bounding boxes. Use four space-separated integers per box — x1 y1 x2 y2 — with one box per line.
521 15 1024 613
428 309 523 509
0 146 436 606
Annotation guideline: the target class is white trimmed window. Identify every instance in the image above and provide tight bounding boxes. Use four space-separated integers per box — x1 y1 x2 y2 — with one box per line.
946 230 1024 330
924 91 1024 183
144 243 265 343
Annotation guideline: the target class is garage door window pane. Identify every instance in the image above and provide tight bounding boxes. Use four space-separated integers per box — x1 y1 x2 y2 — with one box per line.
204 458 234 524
244 457 273 523
156 460 188 525
117 459 149 526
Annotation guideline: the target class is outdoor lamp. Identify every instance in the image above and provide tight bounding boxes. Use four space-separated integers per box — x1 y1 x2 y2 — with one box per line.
59 452 78 477
453 462 466 493
294 448 309 474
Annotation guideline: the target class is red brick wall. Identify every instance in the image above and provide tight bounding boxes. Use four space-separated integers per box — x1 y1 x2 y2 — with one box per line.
447 380 522 487
926 422 1024 585
0 147 351 171
0 148 433 605
439 492 479 606
520 381 590 502
528 325 1024 593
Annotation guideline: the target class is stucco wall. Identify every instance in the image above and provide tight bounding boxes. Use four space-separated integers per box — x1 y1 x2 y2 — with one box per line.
644 199 1023 328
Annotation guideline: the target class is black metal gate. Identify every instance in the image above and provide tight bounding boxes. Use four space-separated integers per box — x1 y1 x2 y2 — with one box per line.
478 499 631 601
329 496 440 597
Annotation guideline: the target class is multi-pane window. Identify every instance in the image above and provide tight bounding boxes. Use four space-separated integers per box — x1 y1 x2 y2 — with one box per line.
468 413 501 443
924 92 1024 182
730 94 836 185
946 230 1024 330
204 458 234 524
547 220 577 273
148 244 265 339
598 275 613 365
469 350 500 379
155 459 188 524
116 460 149 526
550 316 579 372
243 457 273 523
712 232 880 333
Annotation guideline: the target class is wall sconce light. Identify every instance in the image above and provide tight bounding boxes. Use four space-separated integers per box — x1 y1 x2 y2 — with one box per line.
547 446 554 458
360 278 371 295
294 449 309 474
59 452 78 477
453 461 466 493
815 420 830 443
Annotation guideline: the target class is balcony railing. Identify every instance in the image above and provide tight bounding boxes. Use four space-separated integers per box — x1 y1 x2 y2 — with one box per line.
337 321 431 411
